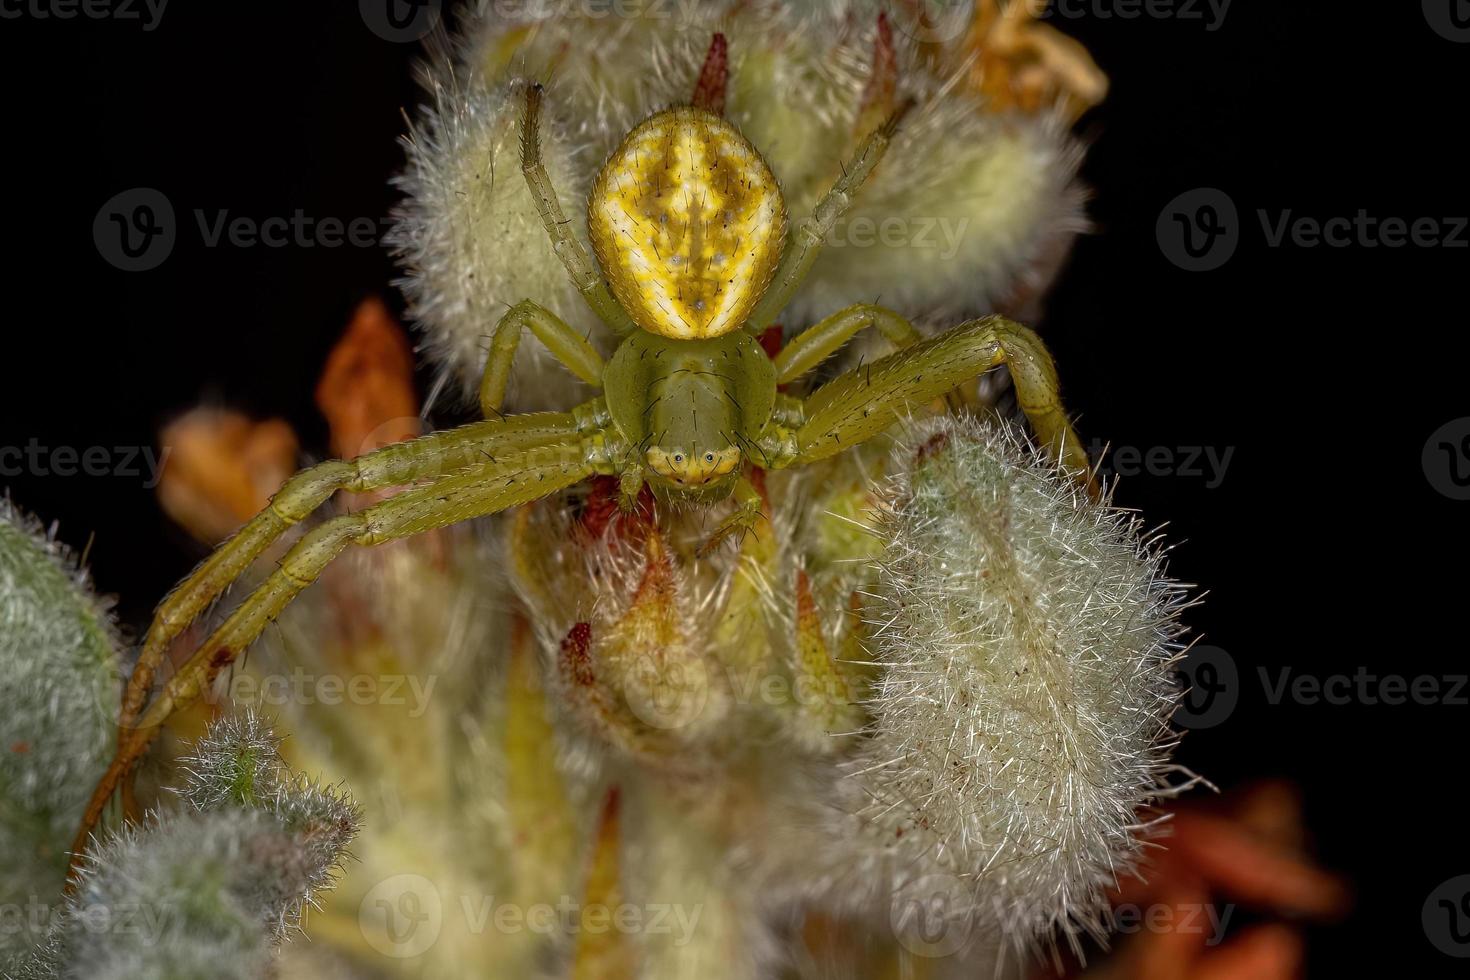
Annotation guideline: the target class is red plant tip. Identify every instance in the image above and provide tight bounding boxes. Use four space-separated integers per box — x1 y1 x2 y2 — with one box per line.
600 785 621 821
577 476 655 541
559 622 595 688
577 476 624 539
692 32 729 115
914 430 951 464
748 465 769 503
757 324 784 360
856 12 899 137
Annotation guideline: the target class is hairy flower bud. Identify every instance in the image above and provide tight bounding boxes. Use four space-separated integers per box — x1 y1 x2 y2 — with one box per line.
849 417 1189 956
0 501 121 959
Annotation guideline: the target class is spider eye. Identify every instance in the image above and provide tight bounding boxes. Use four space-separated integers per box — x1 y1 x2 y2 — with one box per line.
672 453 684 464
704 453 716 463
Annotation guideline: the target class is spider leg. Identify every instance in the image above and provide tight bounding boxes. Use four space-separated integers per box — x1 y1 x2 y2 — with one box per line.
746 106 910 331
764 316 1099 496
698 475 765 556
481 300 605 417
772 302 922 384
520 84 636 337
74 420 620 881
112 409 606 810
119 412 594 727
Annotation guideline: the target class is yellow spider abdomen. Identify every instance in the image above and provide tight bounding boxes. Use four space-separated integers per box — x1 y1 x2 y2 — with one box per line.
588 107 787 340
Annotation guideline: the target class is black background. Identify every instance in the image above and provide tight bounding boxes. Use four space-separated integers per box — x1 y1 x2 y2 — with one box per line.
1 2 1464 975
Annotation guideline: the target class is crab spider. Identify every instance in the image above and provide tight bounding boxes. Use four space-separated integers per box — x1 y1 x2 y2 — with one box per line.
70 80 1096 876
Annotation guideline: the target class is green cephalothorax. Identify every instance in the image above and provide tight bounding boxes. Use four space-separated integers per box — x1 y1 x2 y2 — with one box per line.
603 330 775 492
74 66 1099 875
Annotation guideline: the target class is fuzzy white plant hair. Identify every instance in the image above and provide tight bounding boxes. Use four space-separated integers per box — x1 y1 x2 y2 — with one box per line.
842 416 1189 961
619 777 782 980
0 500 121 956
22 811 325 980
10 713 361 980
757 1 1089 328
390 60 602 411
173 710 364 923
391 0 1087 406
245 524 581 979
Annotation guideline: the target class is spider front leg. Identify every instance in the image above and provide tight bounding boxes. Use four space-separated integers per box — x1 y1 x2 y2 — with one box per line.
480 300 605 417
747 106 910 331
146 434 612 730
116 412 590 739
75 422 620 878
697 476 765 556
83 409 613 876
769 315 1099 496
520 84 636 337
772 302 922 384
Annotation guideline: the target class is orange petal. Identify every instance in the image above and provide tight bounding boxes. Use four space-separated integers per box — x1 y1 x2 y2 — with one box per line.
315 296 420 463
1119 881 1211 980
1230 780 1305 852
1190 925 1302 980
1171 812 1349 918
156 409 298 544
